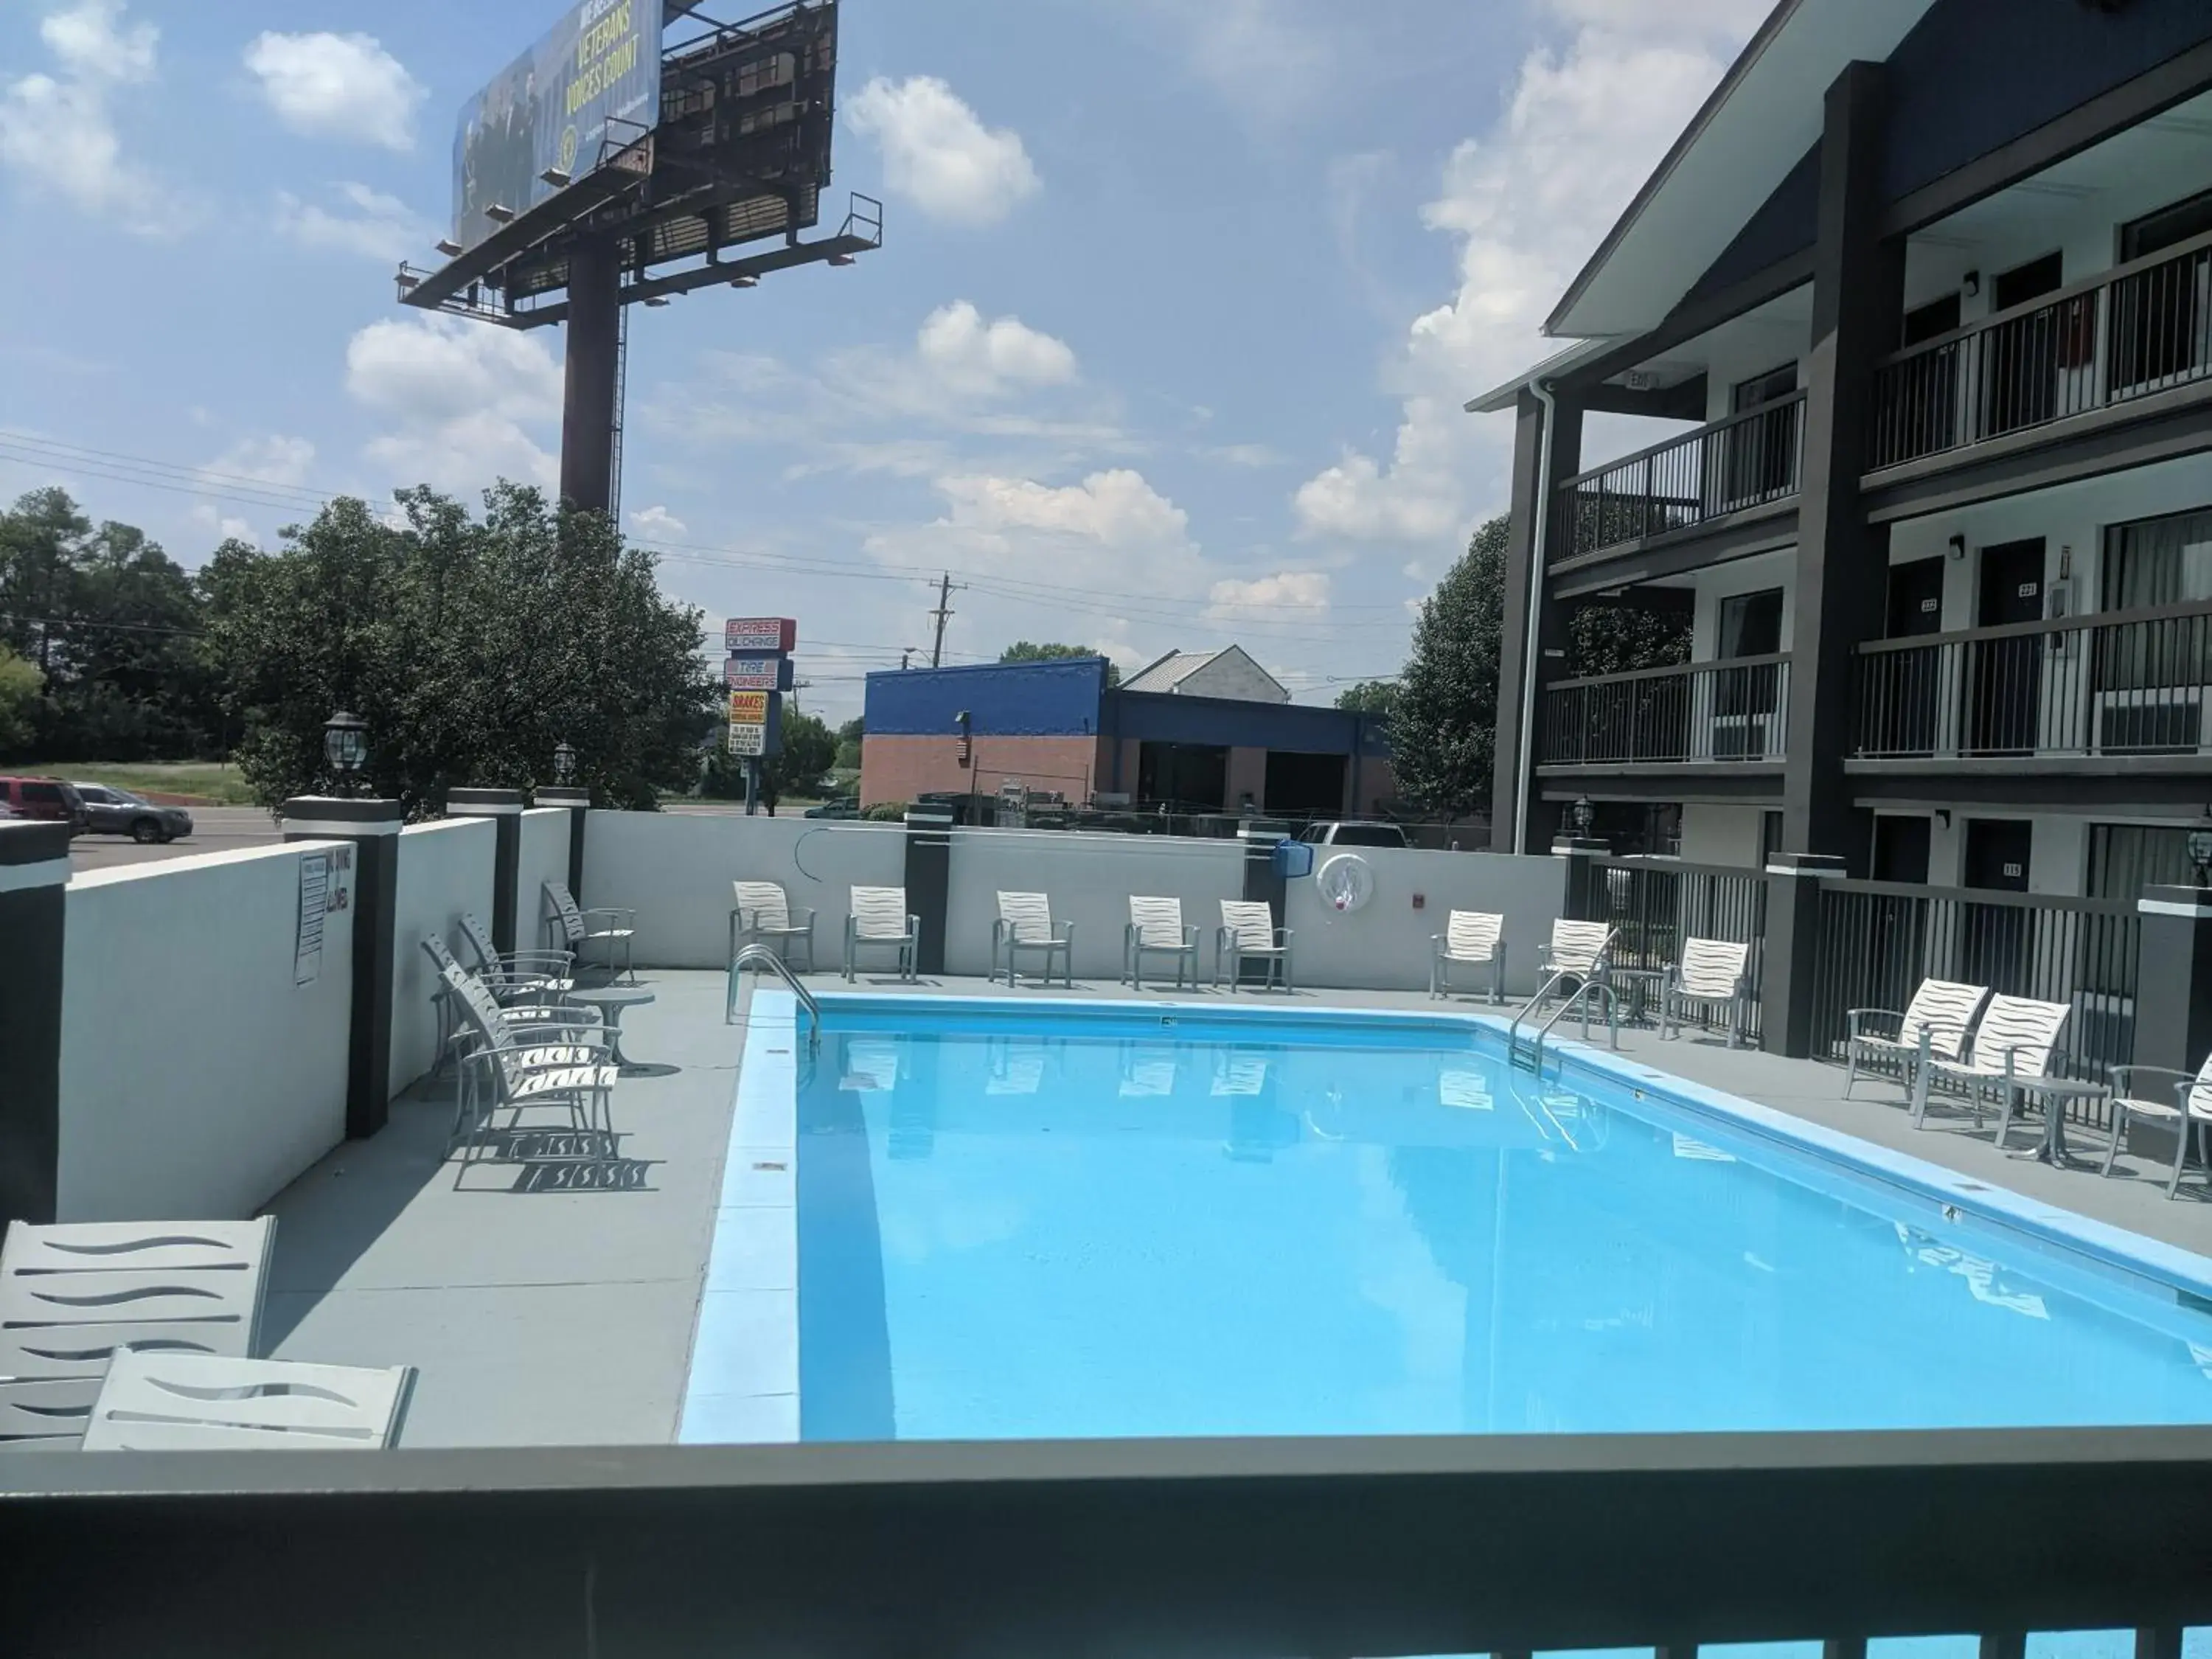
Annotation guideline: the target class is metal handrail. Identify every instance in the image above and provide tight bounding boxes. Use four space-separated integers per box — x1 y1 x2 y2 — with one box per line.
1530 977 1620 1072
1556 391 1810 491
730 944 821 1045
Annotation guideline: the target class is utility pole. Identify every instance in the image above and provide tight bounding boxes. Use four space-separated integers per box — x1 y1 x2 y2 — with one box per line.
928 571 966 668
900 648 914 671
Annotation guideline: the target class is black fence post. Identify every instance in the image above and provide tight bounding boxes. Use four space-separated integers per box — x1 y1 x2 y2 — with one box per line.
0 822 70 1231
448 787 526 954
1761 853 1846 1060
2129 885 2212 1156
904 806 953 977
279 796 405 1141
535 787 591 905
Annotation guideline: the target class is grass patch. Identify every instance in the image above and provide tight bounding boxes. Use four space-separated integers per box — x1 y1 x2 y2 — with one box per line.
17 761 258 805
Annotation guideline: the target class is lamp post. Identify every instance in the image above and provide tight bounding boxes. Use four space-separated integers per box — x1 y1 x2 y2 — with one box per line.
553 740 578 788
322 710 369 799
1569 796 1597 841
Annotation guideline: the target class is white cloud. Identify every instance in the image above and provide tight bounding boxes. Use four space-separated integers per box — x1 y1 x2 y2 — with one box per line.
1290 4 1759 543
846 75 1039 226
209 434 316 490
345 316 560 493
0 1 184 237
936 470 1189 549
189 504 257 545
915 302 1077 397
1201 442 1286 469
1208 571 1332 614
630 504 688 538
244 32 422 152
276 181 425 262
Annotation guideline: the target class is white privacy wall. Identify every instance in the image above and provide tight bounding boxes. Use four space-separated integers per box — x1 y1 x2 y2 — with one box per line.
944 829 1246 980
58 844 356 1222
1284 849 1567 995
583 811 908 969
389 816 496 1096
515 808 574 950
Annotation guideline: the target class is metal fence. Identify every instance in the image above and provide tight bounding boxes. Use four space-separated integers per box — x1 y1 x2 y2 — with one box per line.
1807 879 2139 1130
1543 656 1791 765
1582 856 1770 1044
1554 392 1807 561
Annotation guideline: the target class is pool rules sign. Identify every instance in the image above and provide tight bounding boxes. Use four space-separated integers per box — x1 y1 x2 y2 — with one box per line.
723 617 796 813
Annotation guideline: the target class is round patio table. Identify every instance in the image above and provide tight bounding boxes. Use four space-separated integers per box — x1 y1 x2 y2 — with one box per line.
566 986 657 1074
2003 1076 2106 1168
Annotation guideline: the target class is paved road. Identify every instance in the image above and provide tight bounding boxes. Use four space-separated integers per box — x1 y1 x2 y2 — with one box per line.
67 805 284 873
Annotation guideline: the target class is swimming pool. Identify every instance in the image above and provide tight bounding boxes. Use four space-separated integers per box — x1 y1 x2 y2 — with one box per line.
684 995 2212 1444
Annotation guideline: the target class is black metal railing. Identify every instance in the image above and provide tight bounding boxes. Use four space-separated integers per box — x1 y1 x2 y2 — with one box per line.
1554 392 1807 561
1808 879 2140 1124
1543 656 1790 766
1854 599 2212 759
2 1433 2209 1657
1583 856 1770 1045
1869 226 2212 470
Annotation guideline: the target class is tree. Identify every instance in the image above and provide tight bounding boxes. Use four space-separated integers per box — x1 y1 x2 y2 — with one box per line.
1000 641 1121 687
1335 681 1398 717
1568 601 1691 678
1388 515 1507 813
0 647 41 751
199 484 719 813
761 709 837 813
834 715 863 771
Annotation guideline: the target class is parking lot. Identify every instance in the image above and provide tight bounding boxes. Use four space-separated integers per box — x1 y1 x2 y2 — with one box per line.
66 806 284 872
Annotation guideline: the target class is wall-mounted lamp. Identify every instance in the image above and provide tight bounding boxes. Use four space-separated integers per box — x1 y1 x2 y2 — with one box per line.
1948 534 1967 562
2059 546 2073 581
1569 796 1597 839
1963 271 1981 299
1935 809 1952 831
956 709 973 769
2190 807 2212 886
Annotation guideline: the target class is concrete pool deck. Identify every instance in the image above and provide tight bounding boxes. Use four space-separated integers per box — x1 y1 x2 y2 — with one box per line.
250 967 2212 1447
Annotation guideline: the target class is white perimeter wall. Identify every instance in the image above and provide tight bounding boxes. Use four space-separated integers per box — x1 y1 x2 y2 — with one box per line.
582 811 909 969
515 808 574 952
945 829 1246 980
58 844 356 1222
389 816 496 1096
1284 849 1567 995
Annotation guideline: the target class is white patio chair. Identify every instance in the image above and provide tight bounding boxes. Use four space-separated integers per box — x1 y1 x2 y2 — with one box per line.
1124 896 1199 990
544 880 636 984
442 961 619 1178
1215 900 1292 992
1909 994 2073 1138
457 911 577 1004
2104 1053 2212 1199
1 1218 274 1451
846 886 919 981
1534 920 1613 1012
730 880 817 975
1661 937 1753 1048
1845 978 1990 1098
422 931 597 1079
83 1350 414 1451
1430 911 1505 1003
992 892 1074 987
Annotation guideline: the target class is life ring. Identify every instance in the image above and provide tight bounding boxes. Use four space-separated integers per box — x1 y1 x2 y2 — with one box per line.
1315 852 1375 914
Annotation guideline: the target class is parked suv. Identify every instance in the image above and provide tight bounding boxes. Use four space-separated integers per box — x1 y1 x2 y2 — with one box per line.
71 782 192 844
1297 820 1410 849
0 776 90 832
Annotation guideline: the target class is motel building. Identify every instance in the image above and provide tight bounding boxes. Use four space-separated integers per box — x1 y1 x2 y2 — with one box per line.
858 649 1395 821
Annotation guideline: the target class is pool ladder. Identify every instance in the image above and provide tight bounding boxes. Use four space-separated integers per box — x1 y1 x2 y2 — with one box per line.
1505 968 1619 1074
728 944 822 1051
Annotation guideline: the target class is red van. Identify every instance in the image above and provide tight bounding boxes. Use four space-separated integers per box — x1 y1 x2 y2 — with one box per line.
0 776 90 832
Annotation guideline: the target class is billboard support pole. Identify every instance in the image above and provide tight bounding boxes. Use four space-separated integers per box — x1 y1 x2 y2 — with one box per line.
560 234 622 516
745 758 761 818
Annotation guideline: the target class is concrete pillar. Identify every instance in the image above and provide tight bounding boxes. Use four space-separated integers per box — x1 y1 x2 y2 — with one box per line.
450 788 526 954
0 822 69 1230
1782 60 1903 864
2129 886 2212 1153
1760 853 1847 1060
904 805 953 976
560 235 622 517
1492 389 1582 853
279 796 404 1140
1550 835 1608 922
537 787 591 904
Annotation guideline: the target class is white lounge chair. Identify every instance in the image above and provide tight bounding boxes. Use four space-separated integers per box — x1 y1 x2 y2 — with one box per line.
846 886 919 981
423 931 596 1079
992 892 1074 987
458 911 577 1004
1535 920 1613 1011
1661 938 1753 1047
1844 977 1990 1098
730 880 817 974
1430 911 1505 1003
1215 900 1292 992
2104 1053 2212 1198
83 1350 414 1452
1910 993 2073 1138
1124 896 1199 990
0 1218 275 1451
442 961 618 1178
544 881 636 984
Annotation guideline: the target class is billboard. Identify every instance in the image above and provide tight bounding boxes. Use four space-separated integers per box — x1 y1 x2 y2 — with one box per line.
725 617 798 654
726 653 795 692
727 690 782 759
451 0 661 253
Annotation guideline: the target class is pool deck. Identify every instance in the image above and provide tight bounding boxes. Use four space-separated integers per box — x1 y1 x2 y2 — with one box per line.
251 967 2212 1447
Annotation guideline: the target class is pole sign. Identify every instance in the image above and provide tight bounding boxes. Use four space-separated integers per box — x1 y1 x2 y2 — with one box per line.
726 689 782 758
725 653 795 692
725 618 798 653
723 619 796 764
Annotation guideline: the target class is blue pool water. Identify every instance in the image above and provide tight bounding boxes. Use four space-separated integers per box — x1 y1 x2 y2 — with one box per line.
787 1004 2212 1442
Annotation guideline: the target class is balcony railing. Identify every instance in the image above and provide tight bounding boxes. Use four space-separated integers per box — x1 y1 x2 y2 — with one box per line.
1868 226 2212 470
1554 392 1807 562
1854 599 2212 759
1542 655 1790 766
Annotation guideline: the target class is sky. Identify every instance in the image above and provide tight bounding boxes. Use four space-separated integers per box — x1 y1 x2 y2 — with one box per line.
0 0 1774 722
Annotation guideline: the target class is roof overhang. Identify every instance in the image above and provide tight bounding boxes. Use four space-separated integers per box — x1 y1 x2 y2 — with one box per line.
1463 340 1615 415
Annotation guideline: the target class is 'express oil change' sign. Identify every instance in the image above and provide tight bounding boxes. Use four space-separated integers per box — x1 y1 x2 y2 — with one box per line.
724 617 798 654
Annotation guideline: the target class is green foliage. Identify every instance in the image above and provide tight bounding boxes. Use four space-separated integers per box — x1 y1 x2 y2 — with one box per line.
999 641 1121 687
0 488 220 762
1334 680 1398 717
863 799 908 822
702 707 839 811
1388 515 1507 814
1567 602 1692 678
199 484 718 814
834 714 863 771
0 645 42 751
